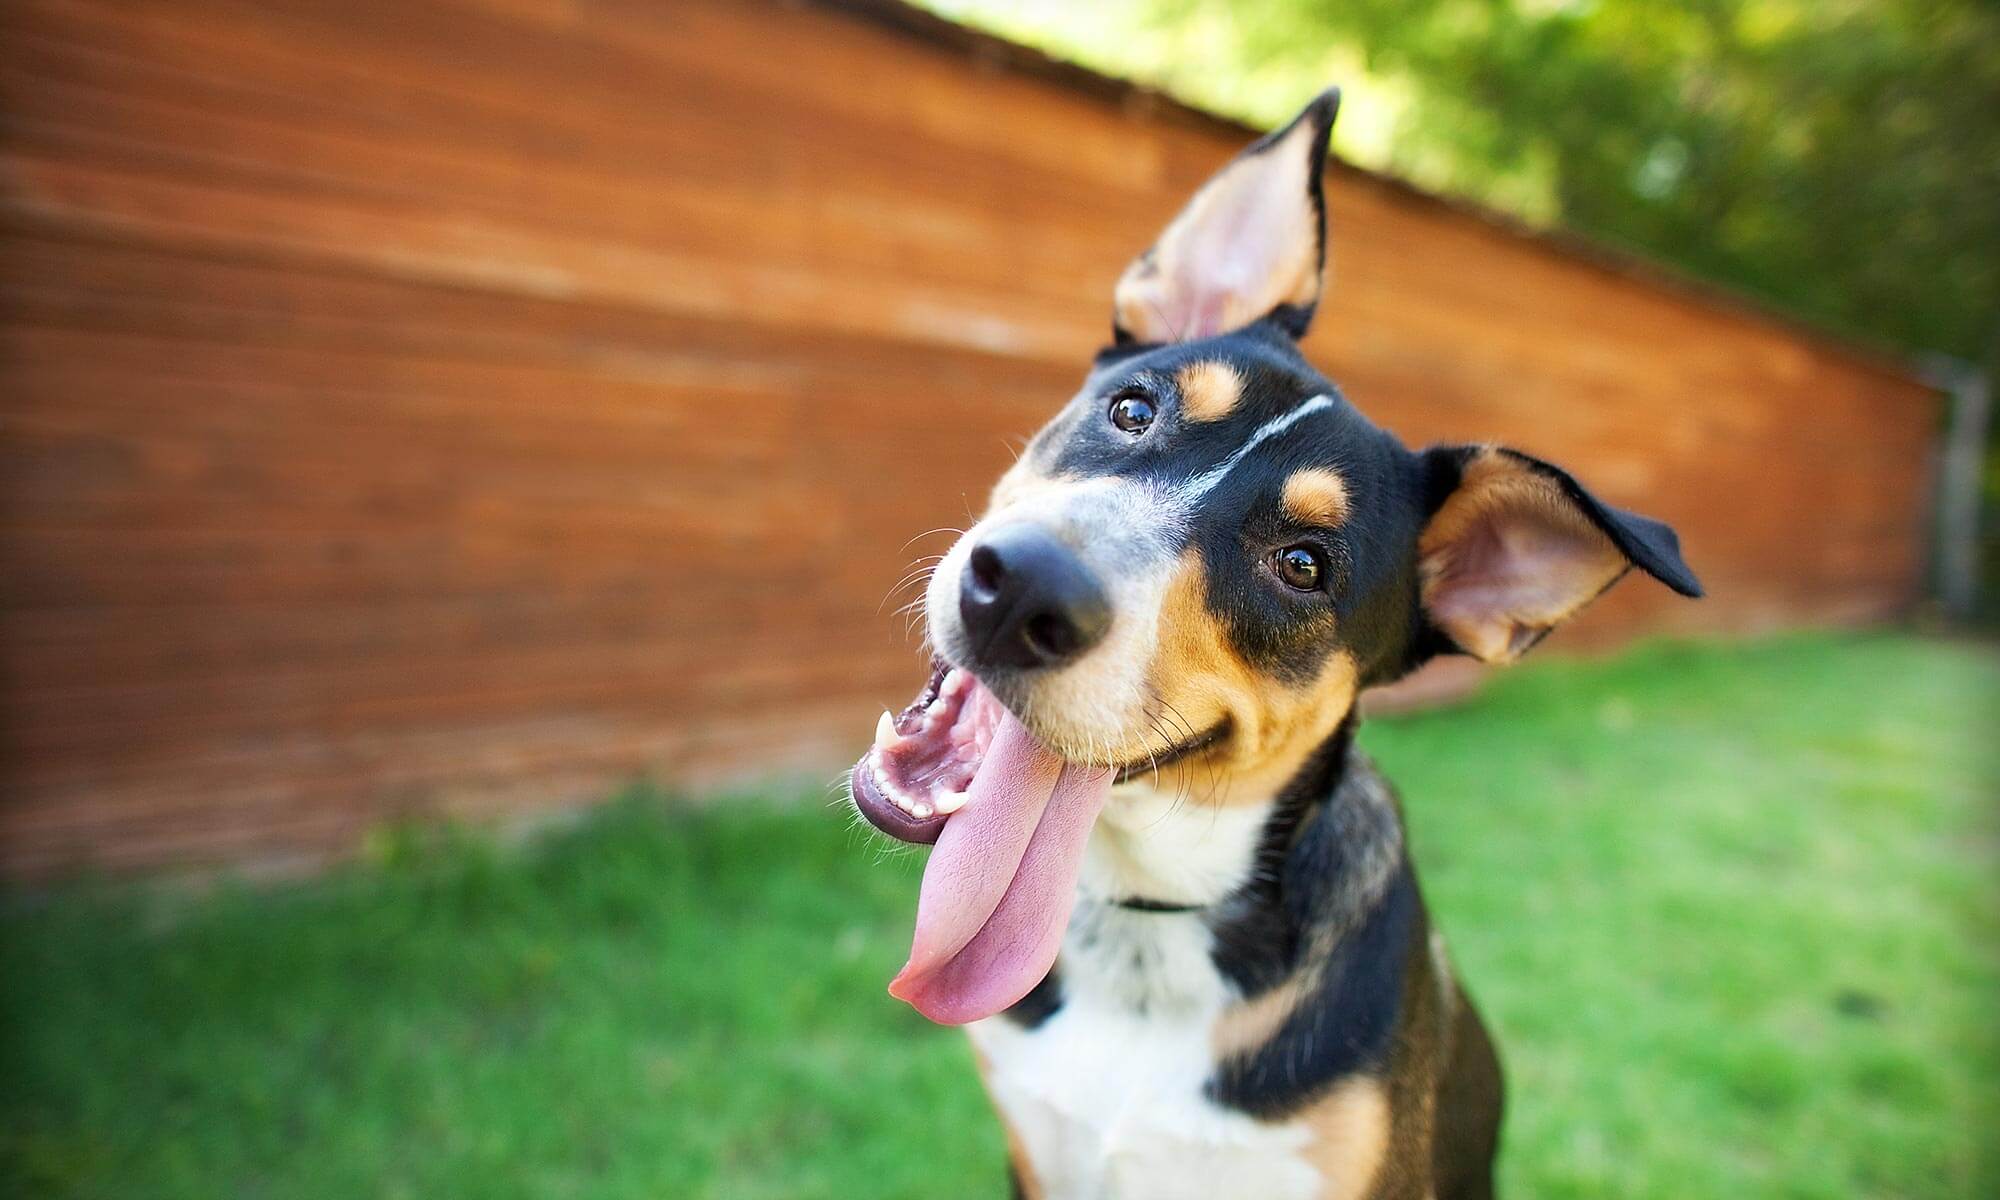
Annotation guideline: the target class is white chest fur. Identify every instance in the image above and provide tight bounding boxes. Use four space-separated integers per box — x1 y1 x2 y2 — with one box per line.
965 785 1324 1200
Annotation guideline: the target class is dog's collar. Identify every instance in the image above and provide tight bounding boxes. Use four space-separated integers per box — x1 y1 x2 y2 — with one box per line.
1110 896 1206 914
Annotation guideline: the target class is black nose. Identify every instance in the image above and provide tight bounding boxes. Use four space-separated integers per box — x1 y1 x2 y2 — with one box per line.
957 524 1112 670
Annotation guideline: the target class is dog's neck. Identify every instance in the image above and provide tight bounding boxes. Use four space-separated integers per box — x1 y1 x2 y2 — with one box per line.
1083 784 1280 911
1082 720 1365 911
1060 720 1404 1019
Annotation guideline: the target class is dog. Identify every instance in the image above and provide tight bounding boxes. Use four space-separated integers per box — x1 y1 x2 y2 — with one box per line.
848 89 1700 1200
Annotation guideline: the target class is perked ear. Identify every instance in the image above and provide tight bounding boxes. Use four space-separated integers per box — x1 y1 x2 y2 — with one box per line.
1113 88 1340 345
1418 446 1702 664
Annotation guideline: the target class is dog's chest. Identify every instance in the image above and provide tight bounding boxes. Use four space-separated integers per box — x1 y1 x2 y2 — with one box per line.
965 791 1324 1200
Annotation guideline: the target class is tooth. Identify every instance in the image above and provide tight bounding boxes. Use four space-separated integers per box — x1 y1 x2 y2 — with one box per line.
875 710 899 749
935 790 970 815
926 697 947 717
911 802 934 819
943 669 968 696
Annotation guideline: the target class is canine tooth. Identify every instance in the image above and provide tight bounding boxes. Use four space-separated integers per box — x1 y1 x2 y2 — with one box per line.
875 710 900 749
934 790 970 815
943 669 968 696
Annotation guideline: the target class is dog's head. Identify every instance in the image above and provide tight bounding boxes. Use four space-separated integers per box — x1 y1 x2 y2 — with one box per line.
852 91 1700 1024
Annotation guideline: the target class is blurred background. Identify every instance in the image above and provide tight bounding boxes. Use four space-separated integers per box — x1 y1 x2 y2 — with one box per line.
1 1 1994 1197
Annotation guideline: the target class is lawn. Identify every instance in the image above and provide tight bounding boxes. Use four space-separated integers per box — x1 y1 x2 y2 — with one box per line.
3 634 1996 1199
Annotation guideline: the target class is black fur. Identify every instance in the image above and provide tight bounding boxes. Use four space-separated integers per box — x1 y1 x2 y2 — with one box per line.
1201 730 1421 1119
1206 863 1419 1118
999 963 1064 1030
1203 722 1353 995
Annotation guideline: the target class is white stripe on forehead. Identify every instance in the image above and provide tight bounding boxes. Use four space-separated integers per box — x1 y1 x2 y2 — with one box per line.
1175 394 1336 503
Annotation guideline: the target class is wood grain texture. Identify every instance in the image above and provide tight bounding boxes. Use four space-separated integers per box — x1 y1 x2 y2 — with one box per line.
0 0 1938 878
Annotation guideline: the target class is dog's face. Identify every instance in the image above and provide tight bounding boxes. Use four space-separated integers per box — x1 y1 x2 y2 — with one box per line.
912 91 1699 806
852 90 1699 1024
922 327 1420 802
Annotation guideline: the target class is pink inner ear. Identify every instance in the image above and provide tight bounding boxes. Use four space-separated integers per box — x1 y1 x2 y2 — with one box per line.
1115 115 1323 344
1168 181 1310 339
1421 470 1629 663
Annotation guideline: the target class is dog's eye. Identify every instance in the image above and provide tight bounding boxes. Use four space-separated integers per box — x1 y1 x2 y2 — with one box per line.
1274 546 1323 591
1108 390 1156 435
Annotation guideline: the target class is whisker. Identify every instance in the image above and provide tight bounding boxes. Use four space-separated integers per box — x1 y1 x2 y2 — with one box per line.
899 527 966 552
877 558 946 614
1157 698 1213 814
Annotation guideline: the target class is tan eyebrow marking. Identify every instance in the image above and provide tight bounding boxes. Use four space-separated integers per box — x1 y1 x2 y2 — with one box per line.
1174 361 1243 423
1282 466 1351 527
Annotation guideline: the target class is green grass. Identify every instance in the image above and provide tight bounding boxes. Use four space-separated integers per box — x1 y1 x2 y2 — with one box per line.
3 633 1996 1199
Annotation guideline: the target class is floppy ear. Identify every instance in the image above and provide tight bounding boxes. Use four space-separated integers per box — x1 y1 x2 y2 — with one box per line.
1113 88 1340 345
1417 446 1702 664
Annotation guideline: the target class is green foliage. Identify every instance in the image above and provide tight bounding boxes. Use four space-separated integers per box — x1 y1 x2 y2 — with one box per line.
932 0 2000 365
4 634 1997 1198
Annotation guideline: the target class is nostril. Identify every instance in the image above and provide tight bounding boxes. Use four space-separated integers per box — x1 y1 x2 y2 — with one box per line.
967 545 1006 600
1022 611 1079 660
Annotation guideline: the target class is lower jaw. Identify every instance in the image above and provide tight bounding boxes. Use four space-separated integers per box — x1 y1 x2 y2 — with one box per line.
851 754 948 845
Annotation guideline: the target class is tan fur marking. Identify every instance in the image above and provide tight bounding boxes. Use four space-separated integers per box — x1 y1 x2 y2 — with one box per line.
1175 361 1244 423
1303 1077 1393 1200
1418 448 1627 663
1282 467 1351 528
1144 549 1359 805
1211 973 1313 1062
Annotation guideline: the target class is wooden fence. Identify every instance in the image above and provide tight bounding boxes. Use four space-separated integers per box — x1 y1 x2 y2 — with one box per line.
0 0 1937 877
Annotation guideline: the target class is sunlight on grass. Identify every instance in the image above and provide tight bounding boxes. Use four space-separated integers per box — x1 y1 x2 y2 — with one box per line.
3 634 1995 1199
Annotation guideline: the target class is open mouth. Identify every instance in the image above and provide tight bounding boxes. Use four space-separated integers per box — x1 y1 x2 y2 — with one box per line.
851 664 996 845
848 661 1224 1026
852 662 1227 844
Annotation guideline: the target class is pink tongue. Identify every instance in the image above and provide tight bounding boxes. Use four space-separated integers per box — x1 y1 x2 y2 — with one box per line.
889 709 1112 1025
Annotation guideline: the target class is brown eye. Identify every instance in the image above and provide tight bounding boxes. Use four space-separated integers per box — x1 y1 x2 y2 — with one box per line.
1109 390 1156 434
1275 546 1323 591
